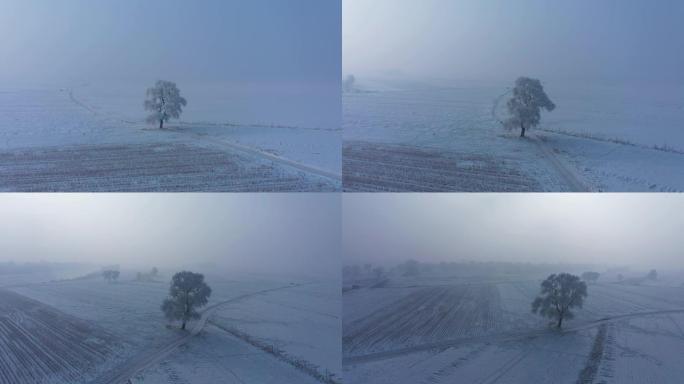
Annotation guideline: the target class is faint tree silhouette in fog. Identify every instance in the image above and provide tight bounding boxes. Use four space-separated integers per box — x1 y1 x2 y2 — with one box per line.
102 269 120 283
343 74 356 93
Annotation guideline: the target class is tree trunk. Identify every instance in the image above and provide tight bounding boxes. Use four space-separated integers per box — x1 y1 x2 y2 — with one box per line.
181 320 186 330
520 123 526 137
557 316 563 329
159 119 164 129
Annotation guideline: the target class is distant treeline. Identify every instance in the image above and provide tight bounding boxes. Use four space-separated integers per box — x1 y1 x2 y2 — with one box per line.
345 260 605 279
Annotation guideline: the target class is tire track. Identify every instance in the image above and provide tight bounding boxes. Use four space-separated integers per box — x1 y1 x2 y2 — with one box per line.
68 87 341 184
92 284 301 384
490 90 591 192
476 348 531 384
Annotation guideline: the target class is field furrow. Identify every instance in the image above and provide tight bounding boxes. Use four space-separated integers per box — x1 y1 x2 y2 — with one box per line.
0 289 124 384
343 141 540 192
0 143 337 192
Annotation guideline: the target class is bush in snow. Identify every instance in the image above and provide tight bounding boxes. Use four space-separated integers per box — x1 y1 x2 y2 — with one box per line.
144 80 187 129
161 271 211 330
532 273 587 329
505 77 556 137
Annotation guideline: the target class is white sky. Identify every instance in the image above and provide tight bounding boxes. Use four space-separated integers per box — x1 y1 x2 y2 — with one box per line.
343 194 684 269
0 194 340 276
344 0 684 83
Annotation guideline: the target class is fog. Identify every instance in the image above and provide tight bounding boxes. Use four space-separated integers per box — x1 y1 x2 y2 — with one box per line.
0 194 340 277
343 194 684 269
344 0 684 84
0 0 340 127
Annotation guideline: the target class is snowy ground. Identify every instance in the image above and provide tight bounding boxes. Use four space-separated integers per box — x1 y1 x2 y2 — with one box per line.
343 80 684 191
2 270 340 384
0 84 340 191
342 268 684 383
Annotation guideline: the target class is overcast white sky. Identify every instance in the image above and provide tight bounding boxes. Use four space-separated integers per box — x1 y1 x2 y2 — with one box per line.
344 0 684 84
343 194 684 269
0 0 339 85
0 194 340 277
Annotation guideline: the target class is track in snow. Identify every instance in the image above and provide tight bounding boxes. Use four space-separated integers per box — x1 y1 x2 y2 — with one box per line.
491 90 591 192
92 284 302 384
344 308 684 366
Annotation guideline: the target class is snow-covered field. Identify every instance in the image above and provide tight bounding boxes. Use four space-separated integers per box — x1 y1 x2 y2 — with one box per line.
343 80 684 191
2 270 341 384
0 84 340 191
343 268 684 383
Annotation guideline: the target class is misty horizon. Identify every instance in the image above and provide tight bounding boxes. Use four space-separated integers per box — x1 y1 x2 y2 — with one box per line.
343 194 684 269
344 0 684 84
0 194 340 277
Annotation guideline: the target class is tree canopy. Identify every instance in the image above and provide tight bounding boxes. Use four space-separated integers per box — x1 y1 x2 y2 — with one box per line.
144 80 187 129
505 77 556 137
532 273 587 328
161 271 211 330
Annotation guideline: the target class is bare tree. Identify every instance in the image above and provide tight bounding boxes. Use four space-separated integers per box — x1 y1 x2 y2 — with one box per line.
144 80 187 129
532 273 587 328
505 77 556 137
161 271 211 330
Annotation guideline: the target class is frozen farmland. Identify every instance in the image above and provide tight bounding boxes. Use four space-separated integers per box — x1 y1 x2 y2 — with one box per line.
0 85 341 192
0 271 341 384
343 81 684 192
342 266 684 384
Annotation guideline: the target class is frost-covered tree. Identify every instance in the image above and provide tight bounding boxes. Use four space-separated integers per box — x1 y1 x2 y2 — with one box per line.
161 271 211 330
144 80 187 129
505 77 556 137
373 266 384 279
532 273 587 328
581 271 600 284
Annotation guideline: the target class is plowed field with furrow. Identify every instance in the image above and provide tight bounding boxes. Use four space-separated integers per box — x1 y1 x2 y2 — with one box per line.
0 289 123 384
0 143 337 192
